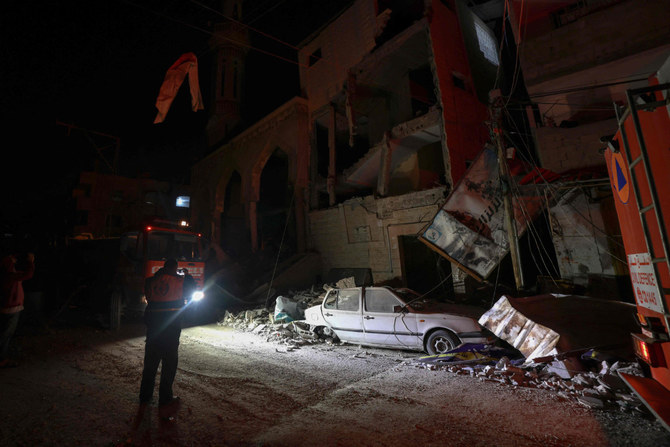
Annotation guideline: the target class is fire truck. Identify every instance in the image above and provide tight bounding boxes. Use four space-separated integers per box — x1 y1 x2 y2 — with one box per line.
111 219 207 328
604 74 670 429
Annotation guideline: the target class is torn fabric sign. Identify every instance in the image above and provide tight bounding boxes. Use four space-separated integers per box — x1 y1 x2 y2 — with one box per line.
419 146 546 280
154 52 204 124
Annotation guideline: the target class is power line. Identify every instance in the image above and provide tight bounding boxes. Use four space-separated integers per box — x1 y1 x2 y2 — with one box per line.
120 0 310 69
188 0 300 52
528 77 649 99
247 0 288 25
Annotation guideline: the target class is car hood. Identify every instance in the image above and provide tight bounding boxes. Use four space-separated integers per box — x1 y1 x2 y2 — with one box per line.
412 301 485 320
303 304 327 326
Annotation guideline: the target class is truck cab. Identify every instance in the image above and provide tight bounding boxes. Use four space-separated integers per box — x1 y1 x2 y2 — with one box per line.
113 220 206 325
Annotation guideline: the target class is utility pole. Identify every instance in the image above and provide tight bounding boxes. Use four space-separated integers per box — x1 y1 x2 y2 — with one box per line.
57 121 120 174
489 90 524 292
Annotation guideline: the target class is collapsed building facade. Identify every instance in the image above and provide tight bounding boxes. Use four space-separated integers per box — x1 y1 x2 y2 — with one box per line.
191 0 497 296
191 0 670 300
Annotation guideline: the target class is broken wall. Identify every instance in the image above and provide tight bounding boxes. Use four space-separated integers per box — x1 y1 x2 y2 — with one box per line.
549 186 628 291
308 187 444 284
298 0 378 112
428 0 490 185
511 0 670 87
508 0 670 178
535 120 618 173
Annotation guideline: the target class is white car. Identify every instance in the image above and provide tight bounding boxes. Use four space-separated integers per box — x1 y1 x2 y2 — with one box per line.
304 286 493 355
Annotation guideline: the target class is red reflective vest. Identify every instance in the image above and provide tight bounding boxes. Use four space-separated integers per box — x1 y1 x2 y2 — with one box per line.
147 274 184 304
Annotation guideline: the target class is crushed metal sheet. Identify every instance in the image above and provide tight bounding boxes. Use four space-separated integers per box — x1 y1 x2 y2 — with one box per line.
478 294 638 372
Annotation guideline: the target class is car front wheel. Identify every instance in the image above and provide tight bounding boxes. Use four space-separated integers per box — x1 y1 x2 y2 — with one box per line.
425 329 460 355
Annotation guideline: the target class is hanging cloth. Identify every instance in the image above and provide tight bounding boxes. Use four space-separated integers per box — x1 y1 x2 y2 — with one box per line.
153 52 204 124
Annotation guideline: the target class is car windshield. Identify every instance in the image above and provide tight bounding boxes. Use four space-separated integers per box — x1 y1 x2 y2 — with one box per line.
147 231 201 261
392 288 430 310
392 288 419 302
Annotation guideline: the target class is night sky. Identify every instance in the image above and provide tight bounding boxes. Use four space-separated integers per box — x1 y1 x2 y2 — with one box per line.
2 0 352 238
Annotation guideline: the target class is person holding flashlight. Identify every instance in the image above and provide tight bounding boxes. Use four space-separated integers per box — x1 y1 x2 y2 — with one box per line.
139 259 184 413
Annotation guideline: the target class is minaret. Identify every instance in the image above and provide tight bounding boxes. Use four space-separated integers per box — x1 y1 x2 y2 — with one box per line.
207 0 248 146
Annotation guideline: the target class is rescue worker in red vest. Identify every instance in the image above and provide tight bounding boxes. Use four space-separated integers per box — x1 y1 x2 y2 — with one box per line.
139 258 185 410
1 252 35 368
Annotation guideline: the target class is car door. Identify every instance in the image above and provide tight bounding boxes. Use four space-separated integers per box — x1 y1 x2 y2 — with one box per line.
321 288 365 343
362 288 421 349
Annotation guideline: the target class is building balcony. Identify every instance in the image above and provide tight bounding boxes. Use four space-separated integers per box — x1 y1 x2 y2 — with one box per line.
519 0 670 87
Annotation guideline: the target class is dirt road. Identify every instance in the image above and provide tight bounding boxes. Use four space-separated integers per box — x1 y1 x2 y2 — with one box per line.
1 318 669 446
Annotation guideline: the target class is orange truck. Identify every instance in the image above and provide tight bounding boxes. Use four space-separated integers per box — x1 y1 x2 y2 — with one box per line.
604 77 670 429
112 219 207 327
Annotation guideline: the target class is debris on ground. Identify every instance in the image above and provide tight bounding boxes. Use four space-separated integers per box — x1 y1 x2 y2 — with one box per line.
217 283 337 347
410 342 648 414
218 283 649 418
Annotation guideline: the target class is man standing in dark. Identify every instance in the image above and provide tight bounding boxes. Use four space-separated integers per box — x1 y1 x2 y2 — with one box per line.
139 259 184 412
0 252 35 368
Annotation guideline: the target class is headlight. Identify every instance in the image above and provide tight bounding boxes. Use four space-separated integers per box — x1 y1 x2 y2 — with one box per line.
191 291 204 301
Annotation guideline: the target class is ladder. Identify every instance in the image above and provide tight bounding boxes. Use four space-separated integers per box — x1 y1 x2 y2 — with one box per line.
615 82 670 327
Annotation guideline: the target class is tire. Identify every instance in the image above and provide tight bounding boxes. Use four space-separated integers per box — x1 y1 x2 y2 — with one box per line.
425 329 460 355
315 325 338 342
316 326 334 337
109 291 122 330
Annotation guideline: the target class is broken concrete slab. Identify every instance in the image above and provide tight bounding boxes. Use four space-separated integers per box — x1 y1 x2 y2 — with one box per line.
325 268 373 287
478 294 639 374
217 285 338 347
410 341 646 413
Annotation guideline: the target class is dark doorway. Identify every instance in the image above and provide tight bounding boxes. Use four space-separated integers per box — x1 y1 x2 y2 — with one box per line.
258 148 296 260
399 235 453 301
221 171 248 257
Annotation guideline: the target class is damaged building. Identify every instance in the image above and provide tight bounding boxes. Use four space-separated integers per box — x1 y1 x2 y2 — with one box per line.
191 0 498 297
186 0 670 429
190 0 670 303
502 0 670 298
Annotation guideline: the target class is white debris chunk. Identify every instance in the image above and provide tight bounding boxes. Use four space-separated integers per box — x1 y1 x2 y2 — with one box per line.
578 396 605 409
412 348 645 414
217 285 334 348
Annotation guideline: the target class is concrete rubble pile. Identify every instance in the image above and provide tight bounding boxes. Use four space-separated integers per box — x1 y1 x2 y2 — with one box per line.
411 345 647 413
217 282 344 349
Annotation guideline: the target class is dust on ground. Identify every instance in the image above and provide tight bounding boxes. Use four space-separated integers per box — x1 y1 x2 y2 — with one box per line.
1 316 669 447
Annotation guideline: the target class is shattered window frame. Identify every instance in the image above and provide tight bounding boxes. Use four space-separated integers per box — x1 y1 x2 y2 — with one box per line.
364 288 403 313
324 289 360 311
324 290 337 309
